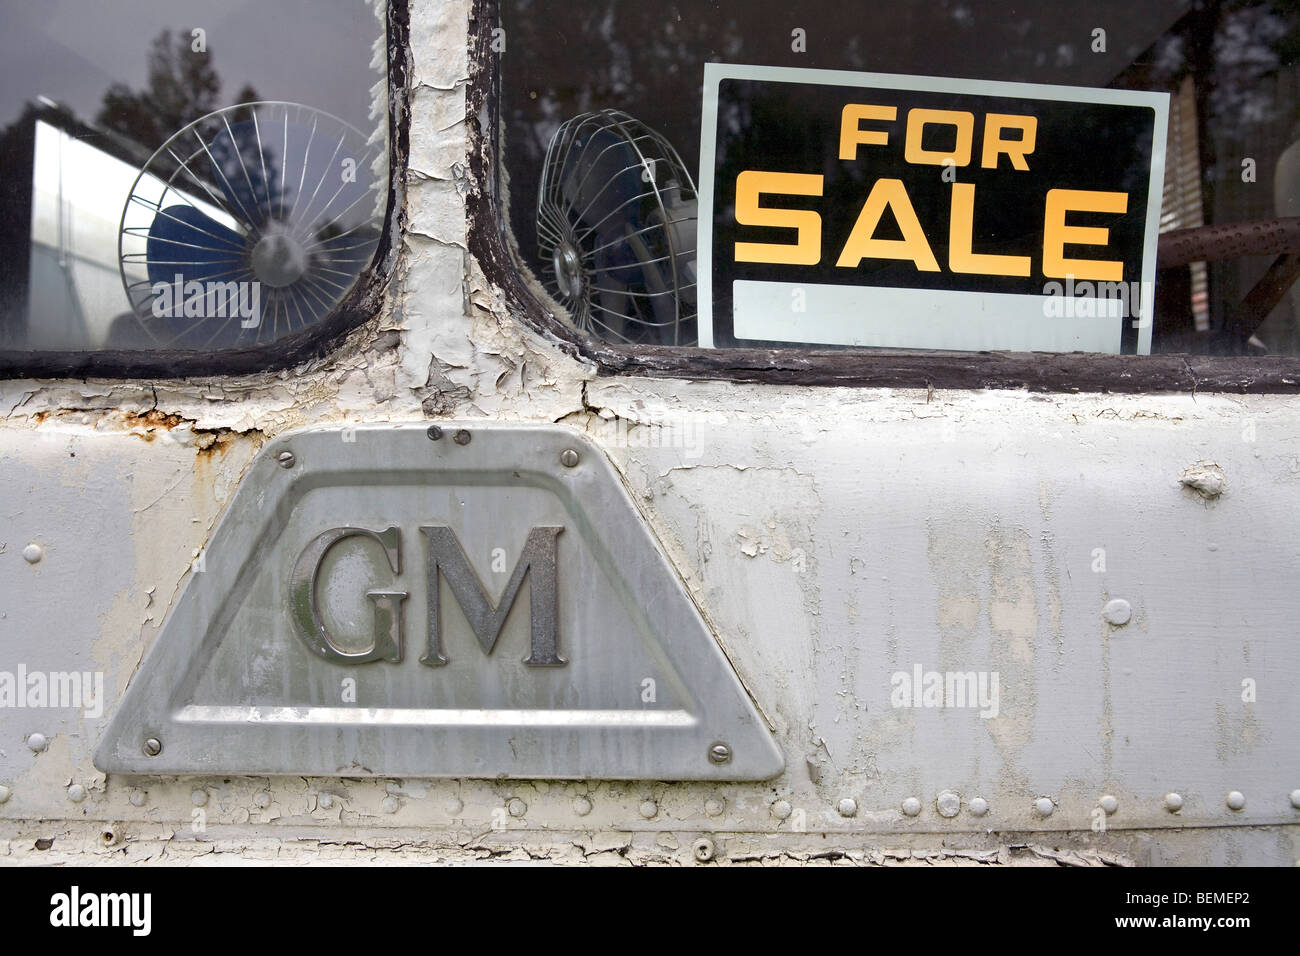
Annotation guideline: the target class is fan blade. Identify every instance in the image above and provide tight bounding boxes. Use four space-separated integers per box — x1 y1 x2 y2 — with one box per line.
146 205 245 287
145 205 255 346
562 128 645 240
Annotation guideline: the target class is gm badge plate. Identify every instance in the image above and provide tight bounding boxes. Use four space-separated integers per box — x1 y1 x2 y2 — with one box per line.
94 424 783 779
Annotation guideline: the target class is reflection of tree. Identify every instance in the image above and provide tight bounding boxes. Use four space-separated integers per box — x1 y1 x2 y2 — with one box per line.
96 28 260 152
1140 3 1296 165
95 28 284 228
1118 2 1300 350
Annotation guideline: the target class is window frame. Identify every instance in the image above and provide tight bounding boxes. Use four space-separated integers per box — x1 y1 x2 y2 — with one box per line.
0 0 410 381
469 0 1300 393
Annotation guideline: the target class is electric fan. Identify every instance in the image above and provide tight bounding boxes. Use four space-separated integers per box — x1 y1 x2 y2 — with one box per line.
536 110 698 346
118 102 385 349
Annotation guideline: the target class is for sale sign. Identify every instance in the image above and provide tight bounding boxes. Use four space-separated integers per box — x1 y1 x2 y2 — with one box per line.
697 64 1168 353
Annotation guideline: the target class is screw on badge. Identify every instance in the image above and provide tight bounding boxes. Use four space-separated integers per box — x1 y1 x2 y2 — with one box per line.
708 742 731 764
560 448 580 468
453 429 471 446
277 450 296 469
426 425 443 441
142 737 162 757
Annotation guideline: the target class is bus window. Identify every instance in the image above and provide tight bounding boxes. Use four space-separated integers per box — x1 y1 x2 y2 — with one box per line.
0 0 397 375
488 0 1300 371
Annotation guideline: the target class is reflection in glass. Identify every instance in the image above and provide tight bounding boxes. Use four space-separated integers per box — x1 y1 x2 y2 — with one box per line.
0 3 388 355
503 0 1300 357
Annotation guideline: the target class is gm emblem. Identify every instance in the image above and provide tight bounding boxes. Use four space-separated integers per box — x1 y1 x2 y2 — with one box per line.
290 526 565 667
92 424 783 780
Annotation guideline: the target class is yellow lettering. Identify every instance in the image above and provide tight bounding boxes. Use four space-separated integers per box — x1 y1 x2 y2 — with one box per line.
1043 188 1128 281
839 104 897 161
981 113 1036 170
949 183 1030 276
904 108 974 167
734 170 825 265
836 178 939 271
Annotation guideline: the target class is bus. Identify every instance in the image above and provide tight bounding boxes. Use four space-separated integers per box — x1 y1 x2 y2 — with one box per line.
0 0 1297 873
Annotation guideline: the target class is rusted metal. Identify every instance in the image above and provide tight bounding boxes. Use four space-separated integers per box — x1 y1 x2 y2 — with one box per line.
1156 217 1300 269
1231 252 1300 344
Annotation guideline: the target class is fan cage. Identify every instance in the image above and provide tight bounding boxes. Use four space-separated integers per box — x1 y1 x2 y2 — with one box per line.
537 109 698 347
117 102 384 349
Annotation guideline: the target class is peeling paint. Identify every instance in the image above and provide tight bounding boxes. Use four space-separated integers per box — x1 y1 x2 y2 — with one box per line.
0 0 1298 866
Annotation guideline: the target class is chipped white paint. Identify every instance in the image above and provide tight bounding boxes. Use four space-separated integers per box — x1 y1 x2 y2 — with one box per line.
1179 461 1228 499
1 0 1299 865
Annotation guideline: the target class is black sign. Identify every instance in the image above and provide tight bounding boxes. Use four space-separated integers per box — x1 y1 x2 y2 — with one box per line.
698 65 1168 353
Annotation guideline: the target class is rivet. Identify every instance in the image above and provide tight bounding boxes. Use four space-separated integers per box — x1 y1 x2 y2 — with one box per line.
968 797 989 816
191 789 209 808
572 796 592 816
22 543 43 564
1291 789 1300 809
936 790 961 818
67 784 86 803
277 450 296 469
1099 794 1119 815
444 797 464 815
128 789 147 807
318 793 335 810
560 448 580 468
901 796 921 817
0 785 11 804
838 797 858 817
1102 598 1132 626
639 799 658 819
426 425 443 441
253 791 271 809
380 795 399 814
704 797 724 817
1164 792 1184 812
771 799 792 820
692 837 715 862
26 732 48 753
1226 791 1246 811
1034 797 1055 817
452 429 471 446
508 797 527 817
708 742 732 764
142 737 162 757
